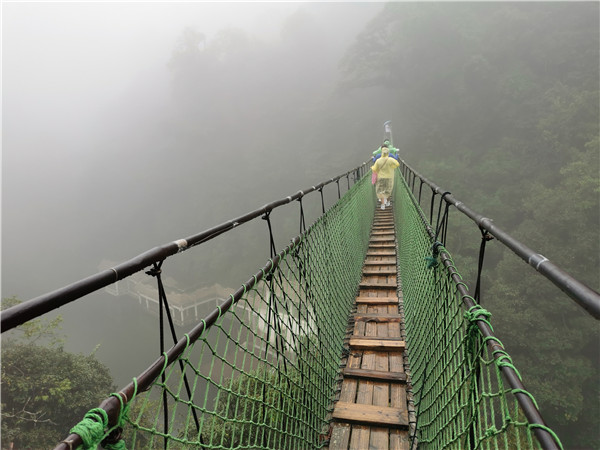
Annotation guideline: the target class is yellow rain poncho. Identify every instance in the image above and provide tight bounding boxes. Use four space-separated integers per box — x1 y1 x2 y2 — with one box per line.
371 149 400 201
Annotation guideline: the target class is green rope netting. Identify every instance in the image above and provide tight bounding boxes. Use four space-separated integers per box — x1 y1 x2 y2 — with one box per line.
393 171 563 450
69 166 564 449
74 173 375 449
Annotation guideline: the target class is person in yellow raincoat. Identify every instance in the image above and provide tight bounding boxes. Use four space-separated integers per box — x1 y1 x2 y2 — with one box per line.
371 145 400 210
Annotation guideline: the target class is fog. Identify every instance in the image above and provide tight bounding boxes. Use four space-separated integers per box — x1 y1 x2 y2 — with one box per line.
3 2 383 288
2 1 386 383
3 2 598 445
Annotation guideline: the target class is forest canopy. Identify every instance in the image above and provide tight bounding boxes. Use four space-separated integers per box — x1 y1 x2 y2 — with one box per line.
336 3 599 447
2 2 597 448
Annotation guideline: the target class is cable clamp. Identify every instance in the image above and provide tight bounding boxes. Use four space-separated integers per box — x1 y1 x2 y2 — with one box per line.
173 239 188 251
528 253 549 270
146 267 161 277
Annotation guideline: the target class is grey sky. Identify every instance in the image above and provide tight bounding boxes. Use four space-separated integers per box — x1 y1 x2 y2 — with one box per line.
3 2 301 145
2 1 303 294
2 1 384 299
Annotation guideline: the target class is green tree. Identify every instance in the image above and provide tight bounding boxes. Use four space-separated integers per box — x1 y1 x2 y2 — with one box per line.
336 2 599 446
1 297 116 449
487 142 599 448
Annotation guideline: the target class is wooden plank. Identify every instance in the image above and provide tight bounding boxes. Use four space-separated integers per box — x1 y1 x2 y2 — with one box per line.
351 320 378 450
363 259 396 265
362 269 396 275
371 314 391 449
361 276 395 281
354 313 403 322
350 336 405 342
359 282 397 289
328 423 351 450
349 426 370 450
331 207 411 449
343 367 407 383
333 402 408 428
366 251 396 256
390 431 411 450
349 337 406 351
385 302 409 450
356 297 398 305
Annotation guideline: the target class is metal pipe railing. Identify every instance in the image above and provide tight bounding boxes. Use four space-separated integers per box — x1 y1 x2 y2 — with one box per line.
399 158 600 320
440 252 561 450
401 173 562 449
54 238 296 450
1 162 369 332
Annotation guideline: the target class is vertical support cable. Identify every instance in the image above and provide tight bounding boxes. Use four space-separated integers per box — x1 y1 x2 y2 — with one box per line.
319 187 325 214
297 197 307 235
260 210 286 447
262 211 277 258
146 262 169 450
146 262 205 448
434 192 451 246
429 189 437 226
474 228 494 304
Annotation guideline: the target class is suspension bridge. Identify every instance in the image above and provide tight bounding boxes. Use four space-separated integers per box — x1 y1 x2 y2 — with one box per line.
2 155 598 449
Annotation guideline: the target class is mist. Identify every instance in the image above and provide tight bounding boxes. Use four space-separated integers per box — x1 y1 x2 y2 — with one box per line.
3 2 598 447
3 1 386 386
3 2 383 296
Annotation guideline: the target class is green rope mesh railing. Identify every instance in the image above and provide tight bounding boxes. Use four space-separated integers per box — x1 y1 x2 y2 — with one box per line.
393 170 563 449
63 171 375 449
50 159 568 449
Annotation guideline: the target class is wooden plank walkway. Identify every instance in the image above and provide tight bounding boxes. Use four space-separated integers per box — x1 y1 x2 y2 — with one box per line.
326 202 412 450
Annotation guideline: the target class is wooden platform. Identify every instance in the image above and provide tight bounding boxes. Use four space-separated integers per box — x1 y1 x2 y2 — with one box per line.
326 202 412 450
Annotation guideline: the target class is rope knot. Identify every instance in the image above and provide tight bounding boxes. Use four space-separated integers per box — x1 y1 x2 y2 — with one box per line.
464 305 492 325
69 408 108 449
484 425 498 437
464 305 493 365
425 241 443 269
424 256 439 269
